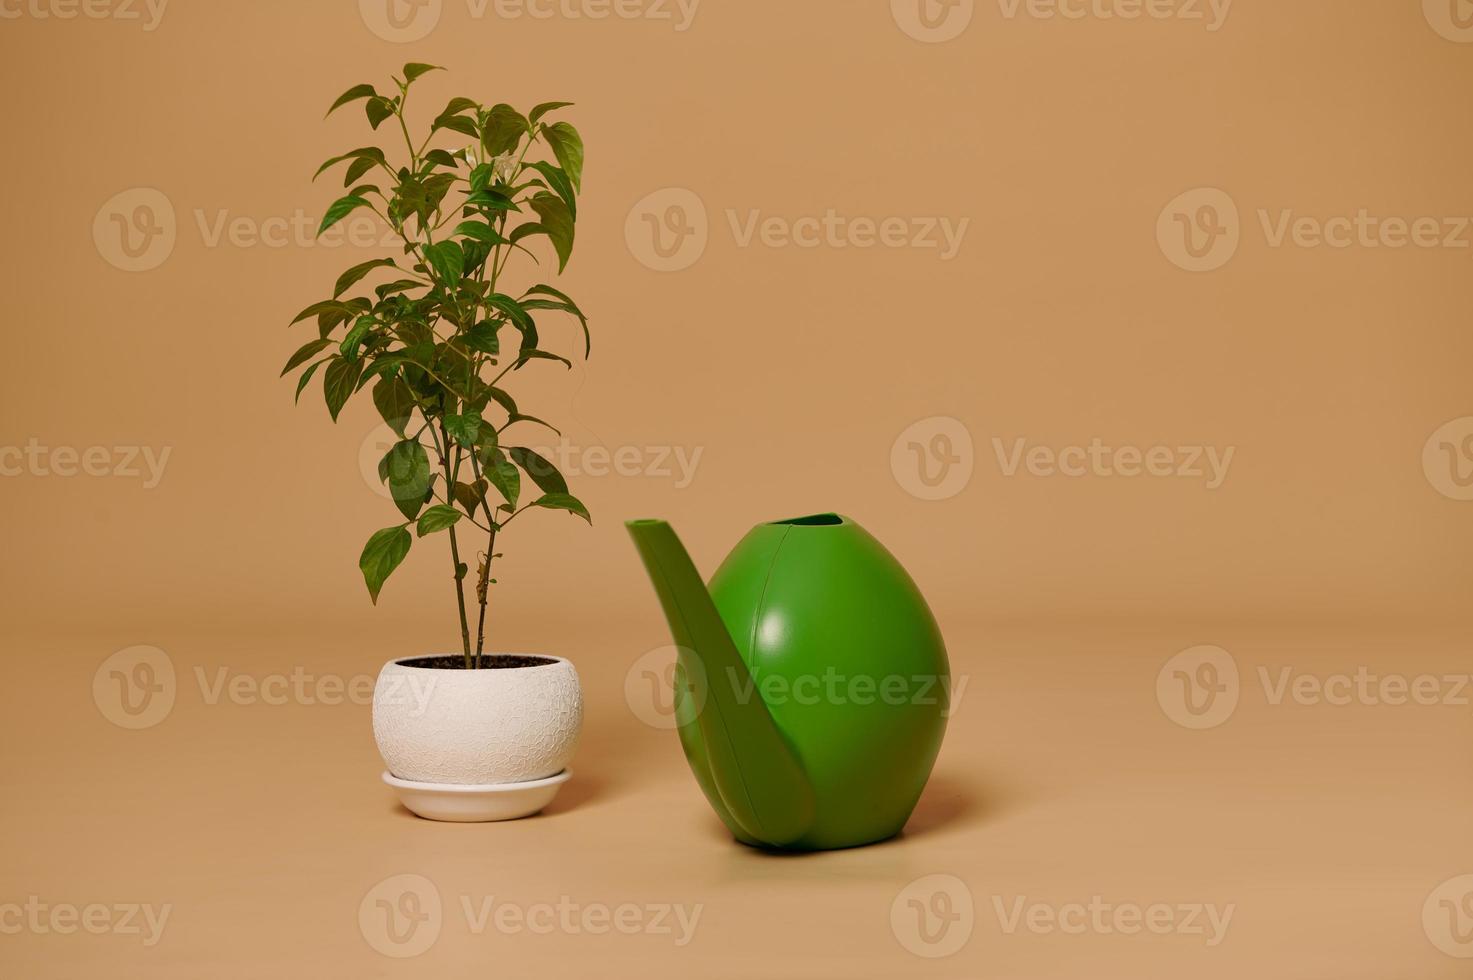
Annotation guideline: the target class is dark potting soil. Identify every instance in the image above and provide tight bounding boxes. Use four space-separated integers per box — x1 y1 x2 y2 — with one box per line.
397 655 559 670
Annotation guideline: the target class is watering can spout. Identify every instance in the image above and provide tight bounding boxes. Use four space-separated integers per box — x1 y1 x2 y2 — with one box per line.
625 519 815 846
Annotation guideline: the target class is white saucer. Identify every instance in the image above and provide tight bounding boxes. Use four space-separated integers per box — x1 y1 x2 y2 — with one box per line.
382 770 572 822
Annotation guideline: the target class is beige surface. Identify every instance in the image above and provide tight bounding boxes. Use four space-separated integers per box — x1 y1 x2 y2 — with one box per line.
1 0 1471 976
3 622 1472 978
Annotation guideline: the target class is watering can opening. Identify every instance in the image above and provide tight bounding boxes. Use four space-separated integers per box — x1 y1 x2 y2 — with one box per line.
768 513 845 527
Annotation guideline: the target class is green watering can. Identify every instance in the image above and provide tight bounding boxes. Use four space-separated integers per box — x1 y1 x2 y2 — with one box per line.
626 514 949 851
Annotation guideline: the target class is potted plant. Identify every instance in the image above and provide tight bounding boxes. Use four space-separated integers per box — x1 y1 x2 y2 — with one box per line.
282 64 590 821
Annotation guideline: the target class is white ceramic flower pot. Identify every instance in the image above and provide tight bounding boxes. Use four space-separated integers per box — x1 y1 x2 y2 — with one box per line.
372 654 582 794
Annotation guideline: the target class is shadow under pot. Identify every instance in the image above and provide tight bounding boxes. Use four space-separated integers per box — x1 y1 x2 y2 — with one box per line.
372 654 582 822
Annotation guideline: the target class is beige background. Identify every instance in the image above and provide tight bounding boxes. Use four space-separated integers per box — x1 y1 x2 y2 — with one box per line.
1 1 1471 977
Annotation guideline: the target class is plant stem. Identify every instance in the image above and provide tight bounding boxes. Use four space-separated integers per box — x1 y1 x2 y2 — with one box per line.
446 526 473 668
464 142 526 668
474 522 498 667
436 422 473 667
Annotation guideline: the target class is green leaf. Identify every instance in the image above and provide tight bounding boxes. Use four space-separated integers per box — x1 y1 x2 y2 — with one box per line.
394 172 454 227
540 121 584 192
319 297 371 338
461 239 491 275
372 376 417 436
431 345 472 392
484 293 535 332
375 279 424 300
334 258 396 298
327 84 376 117
453 479 489 517
360 359 402 387
423 172 456 207
294 360 325 404
454 220 507 245
318 195 371 237
483 452 521 509
440 96 479 116
485 387 518 418
465 188 520 212
483 311 534 361
343 156 378 187
529 101 574 124
433 97 480 135
281 337 334 376
528 193 575 272
403 63 443 85
524 161 576 219
400 339 437 376
516 349 572 370
422 149 458 171
508 447 567 494
445 411 482 447
323 358 363 422
313 146 386 181
465 321 500 355
359 526 411 605
436 114 478 138
523 283 590 356
481 103 529 156
468 164 494 192
290 299 356 326
366 96 396 131
532 492 591 524
384 440 432 521
505 413 560 436
340 316 376 361
423 240 465 284
474 424 499 459
416 504 463 536
509 223 548 253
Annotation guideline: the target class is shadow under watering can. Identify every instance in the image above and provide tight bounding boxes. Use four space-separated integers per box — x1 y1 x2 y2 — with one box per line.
626 514 950 852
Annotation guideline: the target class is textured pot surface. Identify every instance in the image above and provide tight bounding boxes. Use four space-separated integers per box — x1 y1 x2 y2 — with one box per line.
372 654 582 785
